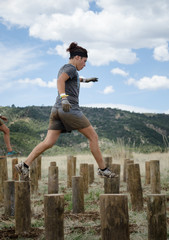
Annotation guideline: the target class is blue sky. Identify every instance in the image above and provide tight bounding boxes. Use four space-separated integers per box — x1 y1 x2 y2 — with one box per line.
0 0 169 113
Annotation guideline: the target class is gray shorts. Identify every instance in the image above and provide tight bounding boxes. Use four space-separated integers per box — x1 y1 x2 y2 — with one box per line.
0 120 3 126
48 107 91 133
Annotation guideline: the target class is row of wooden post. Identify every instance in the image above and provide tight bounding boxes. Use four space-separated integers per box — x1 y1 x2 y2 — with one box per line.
0 156 161 200
124 159 161 189
0 156 163 215
70 158 161 212
45 155 167 240
67 156 121 194
3 179 167 240
0 155 167 240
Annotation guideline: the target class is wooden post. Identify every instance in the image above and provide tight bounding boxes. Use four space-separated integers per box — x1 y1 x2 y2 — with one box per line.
88 164 94 185
44 194 64 240
126 160 134 191
0 156 8 202
36 155 42 180
73 156 76 176
0 156 8 180
150 160 161 194
112 163 121 191
30 159 38 194
104 177 120 194
67 156 76 188
147 194 167 240
48 162 59 194
72 176 84 213
104 164 120 193
145 161 150 185
15 181 31 234
12 158 19 181
100 194 129 240
3 156 8 180
128 164 143 211
4 180 15 216
123 159 131 182
111 164 121 179
104 156 112 168
80 163 89 194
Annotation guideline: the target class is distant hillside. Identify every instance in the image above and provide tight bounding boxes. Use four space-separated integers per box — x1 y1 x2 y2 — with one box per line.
0 105 169 155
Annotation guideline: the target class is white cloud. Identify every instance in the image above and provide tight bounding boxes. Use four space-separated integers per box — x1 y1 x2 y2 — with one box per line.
0 43 44 92
1 1 169 65
0 43 41 76
103 85 114 94
0 81 13 93
50 43 137 66
0 0 89 27
80 82 94 88
111 68 129 77
18 78 57 88
127 75 169 90
83 103 158 113
47 43 69 58
153 43 169 61
88 47 137 66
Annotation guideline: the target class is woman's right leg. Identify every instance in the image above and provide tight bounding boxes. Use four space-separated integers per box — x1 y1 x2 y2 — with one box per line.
25 129 61 166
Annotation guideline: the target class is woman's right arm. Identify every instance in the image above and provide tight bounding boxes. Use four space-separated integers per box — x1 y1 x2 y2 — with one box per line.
57 72 72 112
57 72 69 95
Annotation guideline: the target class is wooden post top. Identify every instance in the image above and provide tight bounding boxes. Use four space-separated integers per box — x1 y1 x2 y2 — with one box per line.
72 176 82 178
100 194 128 197
44 194 64 197
4 180 15 183
50 162 57 166
147 194 166 197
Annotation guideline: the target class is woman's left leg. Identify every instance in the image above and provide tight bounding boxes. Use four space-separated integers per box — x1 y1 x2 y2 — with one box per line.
15 129 61 181
25 129 61 166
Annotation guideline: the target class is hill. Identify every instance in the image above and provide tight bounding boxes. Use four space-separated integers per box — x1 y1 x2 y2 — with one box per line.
0 105 169 155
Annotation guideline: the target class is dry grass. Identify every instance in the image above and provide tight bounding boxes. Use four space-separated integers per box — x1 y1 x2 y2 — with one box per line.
0 152 169 239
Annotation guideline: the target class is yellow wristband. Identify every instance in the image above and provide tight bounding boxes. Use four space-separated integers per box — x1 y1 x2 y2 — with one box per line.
60 94 69 99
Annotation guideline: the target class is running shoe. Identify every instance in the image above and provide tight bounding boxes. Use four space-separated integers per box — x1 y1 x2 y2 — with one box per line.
98 168 118 178
15 161 29 181
7 150 18 156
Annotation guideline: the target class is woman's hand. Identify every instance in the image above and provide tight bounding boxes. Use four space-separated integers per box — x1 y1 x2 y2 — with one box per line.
61 98 72 112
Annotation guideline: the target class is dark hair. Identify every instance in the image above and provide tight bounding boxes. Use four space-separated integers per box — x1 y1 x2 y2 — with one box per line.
66 42 88 58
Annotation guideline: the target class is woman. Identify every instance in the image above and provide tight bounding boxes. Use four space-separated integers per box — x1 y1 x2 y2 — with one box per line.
15 42 116 180
0 114 17 156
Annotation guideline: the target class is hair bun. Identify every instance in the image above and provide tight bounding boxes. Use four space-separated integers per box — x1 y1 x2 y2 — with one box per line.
66 42 78 52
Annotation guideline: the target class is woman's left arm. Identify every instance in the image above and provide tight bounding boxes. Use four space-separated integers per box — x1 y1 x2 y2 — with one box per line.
80 77 98 83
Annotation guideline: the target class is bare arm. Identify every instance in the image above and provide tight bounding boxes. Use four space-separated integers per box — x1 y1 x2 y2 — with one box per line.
80 77 98 83
57 72 70 95
57 72 72 112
